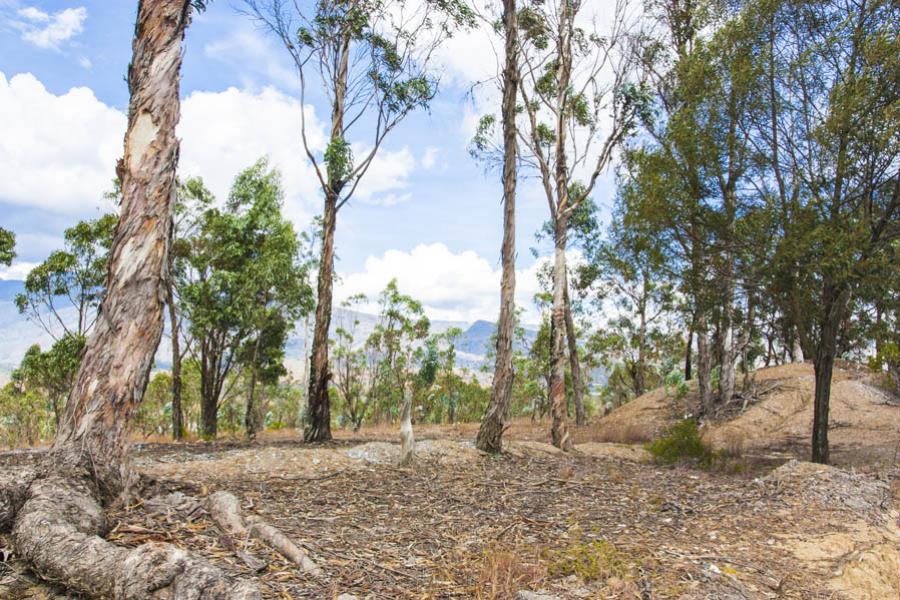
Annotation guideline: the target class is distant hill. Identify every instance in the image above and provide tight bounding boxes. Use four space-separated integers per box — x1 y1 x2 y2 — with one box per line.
0 280 539 376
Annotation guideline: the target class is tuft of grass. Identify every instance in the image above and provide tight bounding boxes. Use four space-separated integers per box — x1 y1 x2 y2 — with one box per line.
544 528 635 582
645 419 714 467
476 543 545 600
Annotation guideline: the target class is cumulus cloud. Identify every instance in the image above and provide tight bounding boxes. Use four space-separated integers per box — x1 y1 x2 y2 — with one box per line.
178 86 327 225
0 72 123 215
350 146 416 206
0 261 38 280
16 6 87 49
336 243 551 324
0 72 424 264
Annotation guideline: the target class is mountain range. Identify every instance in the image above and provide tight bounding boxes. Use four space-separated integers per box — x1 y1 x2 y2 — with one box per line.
0 280 536 381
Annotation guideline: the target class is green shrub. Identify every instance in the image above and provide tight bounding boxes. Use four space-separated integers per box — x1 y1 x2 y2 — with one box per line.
545 528 634 582
645 419 714 467
664 369 689 399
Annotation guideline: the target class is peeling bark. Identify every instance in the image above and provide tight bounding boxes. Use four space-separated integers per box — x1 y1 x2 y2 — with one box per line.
399 384 415 467
305 193 337 443
564 283 586 426
9 3 263 597
476 0 518 454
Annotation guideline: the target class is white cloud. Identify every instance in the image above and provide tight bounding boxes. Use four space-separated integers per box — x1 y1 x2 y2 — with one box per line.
0 261 38 280
78 56 91 69
204 28 298 92
421 146 439 170
16 6 86 49
0 72 123 215
336 243 551 324
350 146 416 205
0 73 331 224
16 7 48 22
178 86 327 226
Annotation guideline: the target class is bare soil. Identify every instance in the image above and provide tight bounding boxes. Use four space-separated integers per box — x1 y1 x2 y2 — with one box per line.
1 363 898 599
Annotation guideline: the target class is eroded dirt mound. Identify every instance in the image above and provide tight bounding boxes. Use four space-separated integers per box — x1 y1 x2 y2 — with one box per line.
591 362 900 467
764 460 900 599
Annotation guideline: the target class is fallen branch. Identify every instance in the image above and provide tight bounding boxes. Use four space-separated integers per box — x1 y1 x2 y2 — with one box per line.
204 491 323 578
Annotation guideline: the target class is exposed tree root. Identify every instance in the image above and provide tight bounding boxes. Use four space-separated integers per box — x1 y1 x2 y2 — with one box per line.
10 474 260 599
0 467 34 532
205 491 323 578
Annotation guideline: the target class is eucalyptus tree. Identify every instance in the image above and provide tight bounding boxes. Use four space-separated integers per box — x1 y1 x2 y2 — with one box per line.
754 0 900 463
180 160 312 440
167 177 214 439
512 0 647 449
243 0 474 442
0 227 14 266
2 1 258 595
366 279 430 423
15 214 116 339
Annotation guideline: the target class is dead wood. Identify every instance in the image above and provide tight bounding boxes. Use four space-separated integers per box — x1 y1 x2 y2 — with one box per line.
205 490 323 578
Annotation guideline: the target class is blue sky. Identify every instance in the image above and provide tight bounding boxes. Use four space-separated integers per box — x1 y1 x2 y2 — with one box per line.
0 0 616 323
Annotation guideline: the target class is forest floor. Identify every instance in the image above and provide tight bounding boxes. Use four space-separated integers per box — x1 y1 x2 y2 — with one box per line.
1 363 899 599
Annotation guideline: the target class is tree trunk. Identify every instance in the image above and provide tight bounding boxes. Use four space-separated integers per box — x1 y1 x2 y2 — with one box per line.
811 284 850 464
166 276 184 440
399 384 414 466
8 2 259 596
718 302 737 405
476 0 518 453
200 360 218 440
696 313 713 413
244 336 262 440
305 193 337 442
684 322 694 381
549 216 572 451
548 0 574 452
564 283 586 425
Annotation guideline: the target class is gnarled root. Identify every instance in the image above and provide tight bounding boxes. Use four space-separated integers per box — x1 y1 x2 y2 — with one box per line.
12 474 260 599
0 467 34 532
204 491 323 578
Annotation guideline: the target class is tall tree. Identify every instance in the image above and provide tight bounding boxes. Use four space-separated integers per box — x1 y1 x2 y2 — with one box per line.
476 0 519 453
167 177 213 440
181 161 311 440
6 2 257 595
515 0 646 449
244 0 474 442
757 0 899 463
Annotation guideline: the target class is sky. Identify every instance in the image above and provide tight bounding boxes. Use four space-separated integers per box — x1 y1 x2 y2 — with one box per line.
0 0 617 324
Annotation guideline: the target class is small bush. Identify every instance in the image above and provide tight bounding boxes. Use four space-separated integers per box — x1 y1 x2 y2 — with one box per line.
664 369 689 399
545 528 634 582
645 419 714 467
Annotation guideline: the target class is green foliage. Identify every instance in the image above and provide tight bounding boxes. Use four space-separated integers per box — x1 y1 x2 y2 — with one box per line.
15 214 116 338
545 528 635 582
0 227 14 266
645 419 714 467
13 333 85 425
324 137 354 186
178 159 313 435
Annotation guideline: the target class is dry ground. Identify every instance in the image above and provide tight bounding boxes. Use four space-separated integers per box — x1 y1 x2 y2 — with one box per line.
1 363 899 599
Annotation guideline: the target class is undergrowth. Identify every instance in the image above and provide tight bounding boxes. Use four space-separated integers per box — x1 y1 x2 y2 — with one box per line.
645 419 715 467
544 526 636 582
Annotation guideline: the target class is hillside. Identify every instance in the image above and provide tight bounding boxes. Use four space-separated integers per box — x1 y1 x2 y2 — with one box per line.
590 362 900 468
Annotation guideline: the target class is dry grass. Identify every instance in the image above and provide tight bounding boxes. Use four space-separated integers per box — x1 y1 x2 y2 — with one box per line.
473 543 546 600
581 421 654 444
